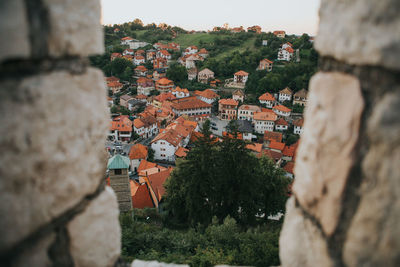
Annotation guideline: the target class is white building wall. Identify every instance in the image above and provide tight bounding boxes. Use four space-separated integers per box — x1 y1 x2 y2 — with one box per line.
151 140 177 162
254 120 275 134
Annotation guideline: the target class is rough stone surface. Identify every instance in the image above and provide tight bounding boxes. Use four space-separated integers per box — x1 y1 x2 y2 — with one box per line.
131 260 189 267
0 0 30 62
11 233 55 267
343 92 400 267
315 0 400 71
279 197 333 267
43 0 104 56
293 72 364 236
68 186 121 267
0 68 109 251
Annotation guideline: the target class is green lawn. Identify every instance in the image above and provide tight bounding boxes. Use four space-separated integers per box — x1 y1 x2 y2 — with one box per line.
173 33 219 48
213 37 256 60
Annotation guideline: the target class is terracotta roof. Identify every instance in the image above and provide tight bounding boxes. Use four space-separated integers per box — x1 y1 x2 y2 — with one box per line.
156 77 174 86
275 118 289 126
269 140 285 151
246 143 263 153
280 87 293 95
137 160 157 173
147 168 174 201
136 94 148 99
293 118 304 127
264 131 283 142
175 147 189 158
283 161 295 174
129 144 148 160
107 81 123 88
172 98 212 110
199 48 208 54
253 111 277 121
155 92 176 102
151 129 183 147
195 89 219 99
110 116 132 132
259 92 275 101
121 37 133 41
234 70 249 76
259 149 282 161
106 76 119 82
261 58 273 64
135 65 147 71
273 105 291 113
273 31 285 35
222 132 243 140
120 94 133 101
283 145 296 158
172 87 189 94
285 47 294 53
160 50 171 56
131 181 154 209
133 118 145 129
219 98 238 106
135 55 145 60
238 105 261 112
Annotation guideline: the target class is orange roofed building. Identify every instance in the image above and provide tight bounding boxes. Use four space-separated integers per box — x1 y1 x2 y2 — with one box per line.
129 144 148 172
171 98 212 119
218 98 239 121
155 78 174 92
194 89 220 104
259 92 276 108
109 115 132 142
273 104 291 117
257 58 273 72
253 111 278 134
273 30 286 38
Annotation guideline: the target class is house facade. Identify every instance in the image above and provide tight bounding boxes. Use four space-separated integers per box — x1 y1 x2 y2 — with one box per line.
279 87 293 102
195 89 220 104
259 92 276 108
275 118 289 131
137 77 155 96
233 70 249 85
197 68 214 84
238 105 262 122
133 114 158 139
293 118 304 134
171 99 212 118
218 98 238 121
273 105 292 117
293 89 308 107
155 78 174 92
253 112 278 134
232 89 245 102
257 59 273 72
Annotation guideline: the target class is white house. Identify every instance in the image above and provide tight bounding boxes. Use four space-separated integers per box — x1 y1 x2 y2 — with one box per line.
151 129 183 162
275 118 289 131
273 105 291 118
121 37 134 46
278 46 294 61
171 99 212 118
237 105 261 122
253 111 277 134
157 50 171 60
234 70 249 84
232 89 245 102
279 87 293 102
259 92 276 108
171 87 190 98
195 89 220 104
128 40 149 50
137 77 155 96
133 115 158 139
128 144 148 172
183 46 198 55
293 118 304 135
123 49 134 56
282 42 293 49
134 55 145 65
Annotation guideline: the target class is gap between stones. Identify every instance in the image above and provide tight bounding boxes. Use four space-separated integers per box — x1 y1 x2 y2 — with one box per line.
0 179 106 265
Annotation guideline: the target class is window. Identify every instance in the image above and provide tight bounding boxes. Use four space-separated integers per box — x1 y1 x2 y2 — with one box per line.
114 169 122 175
161 154 166 157
161 148 166 151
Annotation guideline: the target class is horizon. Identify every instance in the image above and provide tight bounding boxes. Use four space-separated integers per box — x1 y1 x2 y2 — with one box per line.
101 0 320 36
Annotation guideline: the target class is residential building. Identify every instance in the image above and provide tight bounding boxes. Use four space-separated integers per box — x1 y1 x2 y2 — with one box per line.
187 68 197 81
293 89 308 107
128 144 148 172
273 105 292 117
259 92 276 108
185 54 201 69
264 131 283 143
171 98 212 118
110 53 122 61
119 94 134 108
153 57 168 69
278 46 294 61
130 180 154 209
183 45 198 55
273 30 286 38
133 114 158 139
155 78 174 92
146 49 157 62
134 55 145 65
153 92 176 108
127 99 144 111
293 118 304 135
275 118 289 131
236 120 254 141
151 129 183 162
143 167 173 207
198 48 209 58
153 69 166 81
268 140 286 153
233 70 249 87
253 111 278 134
135 49 145 57
128 39 149 50
262 40 268 46
231 26 245 33
157 49 171 60
238 105 261 122
107 154 132 212
134 65 148 77
137 77 155 96
232 89 245 102
283 161 295 179
218 98 238 121
247 25 262 33
282 42 293 49
171 87 189 98
109 115 132 142
120 36 134 45
257 59 273 72
197 68 215 84
195 89 220 104
107 81 123 94
279 87 293 102
123 49 134 56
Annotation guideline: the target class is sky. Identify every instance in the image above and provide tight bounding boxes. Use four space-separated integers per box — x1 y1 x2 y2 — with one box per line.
101 0 320 36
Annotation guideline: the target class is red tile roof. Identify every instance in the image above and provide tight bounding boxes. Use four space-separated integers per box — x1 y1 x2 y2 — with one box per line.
175 147 189 158
195 89 220 99
275 118 289 126
259 92 275 101
283 161 295 174
172 98 212 110
269 140 285 151
293 118 304 127
253 111 277 121
129 144 148 160
131 181 154 209
273 105 292 113
147 168 173 201
264 131 283 142
282 145 296 157
246 143 263 153
234 70 249 76
219 98 238 106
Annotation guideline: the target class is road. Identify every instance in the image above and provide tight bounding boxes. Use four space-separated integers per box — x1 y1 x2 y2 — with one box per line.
105 136 154 156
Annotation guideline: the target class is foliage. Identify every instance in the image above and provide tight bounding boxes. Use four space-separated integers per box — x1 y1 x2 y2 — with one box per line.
120 210 282 267
166 63 188 84
292 103 305 114
147 147 155 161
164 121 290 227
285 134 299 146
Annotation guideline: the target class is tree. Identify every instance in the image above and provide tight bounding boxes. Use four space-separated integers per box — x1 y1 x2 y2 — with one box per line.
111 58 133 78
121 66 133 82
166 63 188 84
165 121 290 227
148 147 155 161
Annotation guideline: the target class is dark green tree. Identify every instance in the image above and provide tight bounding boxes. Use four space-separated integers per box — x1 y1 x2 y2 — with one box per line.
166 63 188 84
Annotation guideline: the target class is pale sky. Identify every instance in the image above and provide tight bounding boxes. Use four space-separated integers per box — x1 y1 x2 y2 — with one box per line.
101 0 320 36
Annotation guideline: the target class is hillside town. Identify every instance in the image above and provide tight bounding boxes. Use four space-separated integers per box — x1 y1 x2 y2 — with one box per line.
104 26 308 211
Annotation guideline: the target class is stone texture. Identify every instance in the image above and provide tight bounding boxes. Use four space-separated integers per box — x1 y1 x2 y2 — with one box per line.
0 0 30 62
315 0 400 71
343 92 400 267
131 260 189 267
12 233 55 267
279 197 333 267
68 186 121 267
293 72 364 236
0 68 109 251
43 0 104 56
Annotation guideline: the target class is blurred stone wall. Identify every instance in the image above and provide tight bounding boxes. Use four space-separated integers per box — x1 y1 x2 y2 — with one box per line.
0 0 121 266
280 0 400 266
